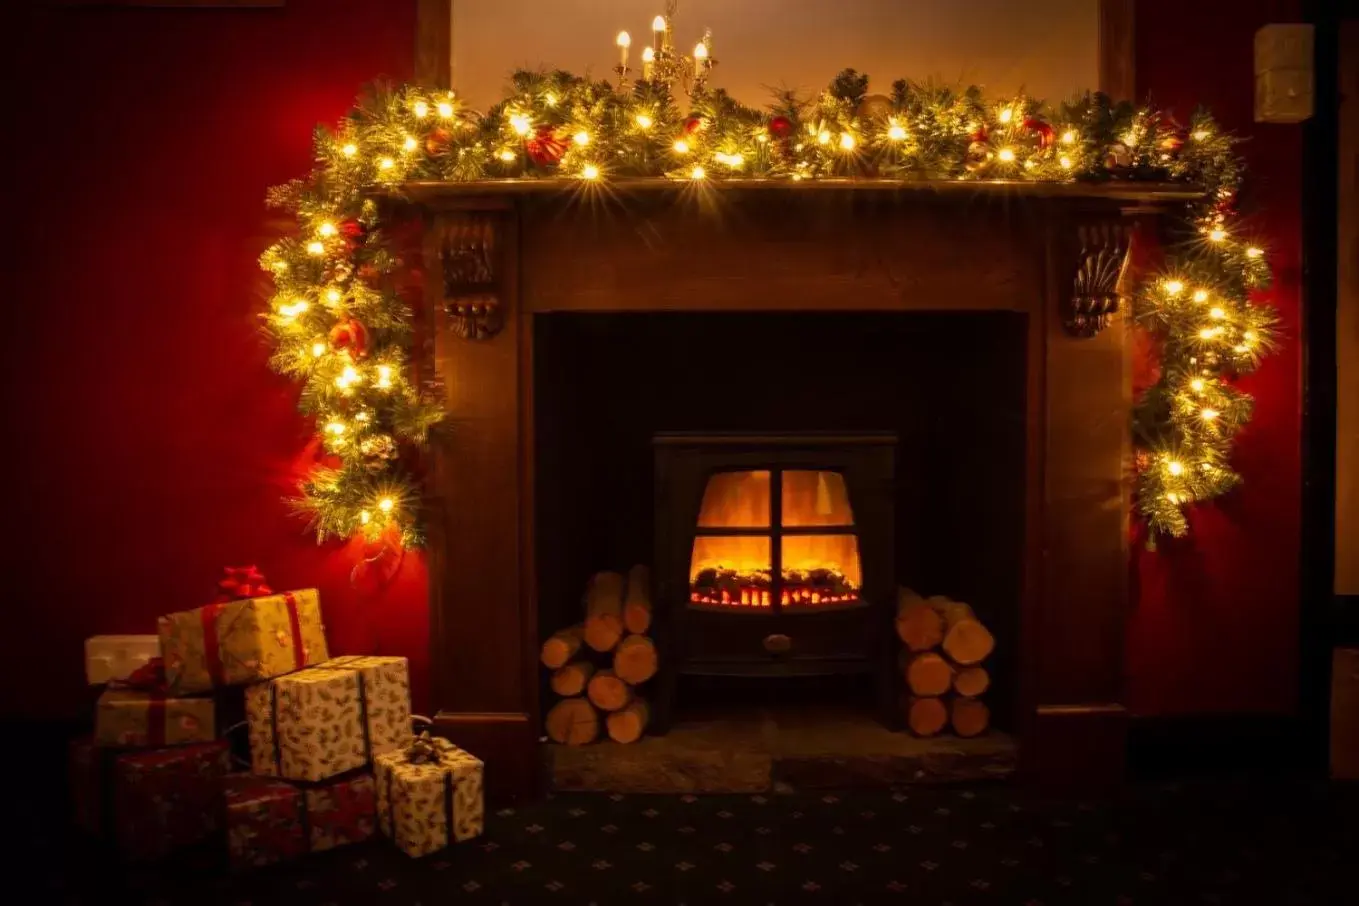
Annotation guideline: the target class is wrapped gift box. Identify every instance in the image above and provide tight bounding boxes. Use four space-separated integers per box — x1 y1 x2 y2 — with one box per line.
85 635 160 685
374 735 484 858
70 737 231 861
95 688 216 748
223 772 376 870
245 655 411 783
158 588 328 695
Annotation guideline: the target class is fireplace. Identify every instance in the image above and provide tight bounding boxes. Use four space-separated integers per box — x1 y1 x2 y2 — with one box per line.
411 182 1196 799
652 433 897 730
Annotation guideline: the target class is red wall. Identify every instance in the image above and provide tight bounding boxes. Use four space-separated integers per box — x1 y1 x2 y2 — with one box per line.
3 1 1304 724
1129 0 1304 715
4 1 429 720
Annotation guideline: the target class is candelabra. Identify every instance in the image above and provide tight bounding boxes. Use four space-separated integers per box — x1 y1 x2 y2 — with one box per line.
613 1 715 98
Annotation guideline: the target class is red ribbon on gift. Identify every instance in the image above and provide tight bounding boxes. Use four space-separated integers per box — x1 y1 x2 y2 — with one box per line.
214 565 273 603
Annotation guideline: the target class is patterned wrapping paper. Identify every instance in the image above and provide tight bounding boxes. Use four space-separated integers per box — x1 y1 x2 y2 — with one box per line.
222 772 377 870
95 688 216 748
245 655 412 783
158 588 329 695
70 737 232 861
374 737 484 858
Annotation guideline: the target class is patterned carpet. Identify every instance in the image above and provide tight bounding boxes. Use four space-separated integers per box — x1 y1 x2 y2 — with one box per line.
33 780 1357 905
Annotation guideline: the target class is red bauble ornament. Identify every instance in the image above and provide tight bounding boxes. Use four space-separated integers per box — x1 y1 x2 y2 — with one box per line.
969 124 989 143
683 116 705 136
525 125 567 167
328 318 369 359
1022 117 1055 149
425 127 451 155
768 115 793 139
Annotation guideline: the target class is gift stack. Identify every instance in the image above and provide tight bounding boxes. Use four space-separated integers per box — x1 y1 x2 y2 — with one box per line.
71 566 486 868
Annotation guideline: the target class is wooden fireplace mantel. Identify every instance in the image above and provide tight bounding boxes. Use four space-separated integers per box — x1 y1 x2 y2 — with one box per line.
412 181 1194 800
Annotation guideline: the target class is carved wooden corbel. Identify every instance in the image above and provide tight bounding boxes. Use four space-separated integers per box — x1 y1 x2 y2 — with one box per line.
1065 221 1134 338
438 213 503 340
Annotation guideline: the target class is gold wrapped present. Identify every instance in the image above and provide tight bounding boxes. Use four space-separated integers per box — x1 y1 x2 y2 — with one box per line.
158 589 329 695
95 688 216 748
374 734 484 858
245 655 411 783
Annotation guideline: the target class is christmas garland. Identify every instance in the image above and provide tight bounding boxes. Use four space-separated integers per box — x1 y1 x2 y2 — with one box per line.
262 68 1275 549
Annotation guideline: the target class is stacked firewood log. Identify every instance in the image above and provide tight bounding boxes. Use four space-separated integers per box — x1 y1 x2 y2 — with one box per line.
540 566 657 746
895 587 995 738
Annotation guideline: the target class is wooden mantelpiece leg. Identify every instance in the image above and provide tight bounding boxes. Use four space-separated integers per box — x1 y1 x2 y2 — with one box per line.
1021 211 1137 793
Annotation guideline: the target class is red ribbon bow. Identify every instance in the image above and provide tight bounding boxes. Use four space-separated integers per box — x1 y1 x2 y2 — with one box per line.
110 656 167 692
215 565 273 602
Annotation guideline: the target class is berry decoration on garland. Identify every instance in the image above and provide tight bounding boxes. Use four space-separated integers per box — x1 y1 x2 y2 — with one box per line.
262 68 1274 551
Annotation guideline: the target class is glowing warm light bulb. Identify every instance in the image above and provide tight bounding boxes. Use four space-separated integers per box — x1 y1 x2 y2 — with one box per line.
325 289 342 305
1192 129 1209 140
354 411 369 423
1190 378 1206 392
325 421 346 435
498 149 517 161
997 147 1016 163
1166 493 1180 504
580 163 601 180
1234 344 1250 353
341 143 358 157
311 342 326 357
341 365 360 383
689 165 706 180
998 106 1014 124
693 42 708 62
1167 461 1184 476
573 131 590 146
544 92 558 107
376 365 393 388
1201 408 1220 421
616 31 631 49
1061 130 1078 144
1199 327 1217 339
1192 289 1209 303
413 101 429 118
652 15 666 32
509 113 532 136
378 157 395 170
306 241 326 256
360 510 371 524
1209 306 1226 320
1243 330 1257 343
1246 246 1263 258
839 132 856 151
635 112 654 129
1164 279 1185 295
317 222 337 238
673 139 690 153
1208 228 1227 242
378 497 395 513
817 129 831 145
436 101 455 118
887 123 907 141
403 136 418 152
1059 155 1073 169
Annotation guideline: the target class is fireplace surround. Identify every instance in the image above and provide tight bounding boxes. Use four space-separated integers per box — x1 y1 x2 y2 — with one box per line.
410 180 1199 800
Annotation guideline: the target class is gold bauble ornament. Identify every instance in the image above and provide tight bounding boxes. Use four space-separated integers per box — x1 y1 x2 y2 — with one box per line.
856 94 893 121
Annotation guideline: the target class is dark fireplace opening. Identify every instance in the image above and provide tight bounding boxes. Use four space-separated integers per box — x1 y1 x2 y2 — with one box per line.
534 311 1027 734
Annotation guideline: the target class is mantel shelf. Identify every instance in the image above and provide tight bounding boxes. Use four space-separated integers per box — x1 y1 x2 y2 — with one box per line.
402 177 1203 207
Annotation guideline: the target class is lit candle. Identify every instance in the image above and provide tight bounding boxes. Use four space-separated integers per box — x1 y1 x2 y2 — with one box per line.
616 31 630 69
652 15 666 51
642 46 655 80
693 41 708 68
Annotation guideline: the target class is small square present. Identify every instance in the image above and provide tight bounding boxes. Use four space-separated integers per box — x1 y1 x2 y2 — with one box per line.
245 655 412 782
223 772 377 870
70 737 231 861
374 734 484 858
158 588 329 695
95 688 216 748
